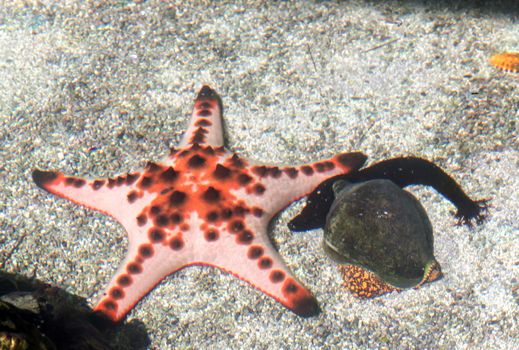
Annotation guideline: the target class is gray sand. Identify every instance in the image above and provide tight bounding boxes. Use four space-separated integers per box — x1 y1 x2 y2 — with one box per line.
0 1 517 348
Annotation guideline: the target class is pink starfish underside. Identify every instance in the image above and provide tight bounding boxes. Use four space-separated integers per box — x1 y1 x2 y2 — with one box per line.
33 86 367 322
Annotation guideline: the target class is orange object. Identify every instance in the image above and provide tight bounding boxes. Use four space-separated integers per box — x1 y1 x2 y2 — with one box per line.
489 52 519 72
338 261 442 299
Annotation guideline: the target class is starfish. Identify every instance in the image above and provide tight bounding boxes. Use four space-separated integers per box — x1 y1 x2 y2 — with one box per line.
33 86 367 322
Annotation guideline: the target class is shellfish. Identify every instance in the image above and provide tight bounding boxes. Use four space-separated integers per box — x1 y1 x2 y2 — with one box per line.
323 179 442 297
289 157 488 298
489 52 519 72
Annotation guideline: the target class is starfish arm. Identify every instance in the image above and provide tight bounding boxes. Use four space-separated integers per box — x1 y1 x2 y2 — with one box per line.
95 214 319 322
179 85 224 148
94 239 189 322
247 152 367 215
196 216 320 317
32 169 146 224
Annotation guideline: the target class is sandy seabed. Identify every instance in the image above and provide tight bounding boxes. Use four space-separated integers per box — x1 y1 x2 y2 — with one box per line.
0 1 517 349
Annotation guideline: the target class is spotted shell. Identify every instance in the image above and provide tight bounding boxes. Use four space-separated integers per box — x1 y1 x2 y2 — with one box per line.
323 179 442 298
489 52 519 72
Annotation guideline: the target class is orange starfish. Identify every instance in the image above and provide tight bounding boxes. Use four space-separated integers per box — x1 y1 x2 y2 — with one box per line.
33 86 366 322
